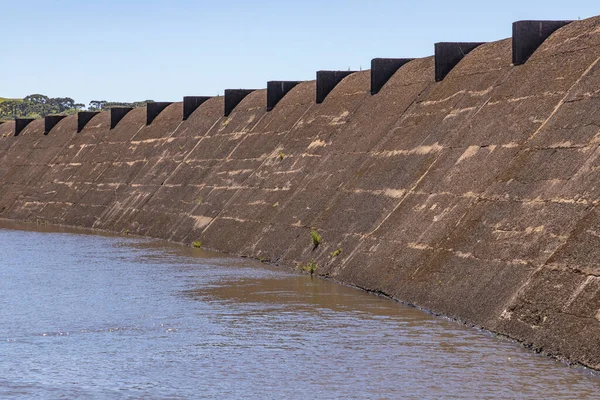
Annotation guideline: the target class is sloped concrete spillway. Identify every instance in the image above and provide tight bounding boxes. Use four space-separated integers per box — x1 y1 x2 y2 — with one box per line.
1 16 600 370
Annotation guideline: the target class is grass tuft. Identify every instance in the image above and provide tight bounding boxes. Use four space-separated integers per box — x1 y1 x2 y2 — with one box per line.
301 260 318 275
310 229 322 249
330 248 342 257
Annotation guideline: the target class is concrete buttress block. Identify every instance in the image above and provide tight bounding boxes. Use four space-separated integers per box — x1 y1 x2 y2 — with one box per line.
44 115 67 135
434 42 485 82
512 20 572 65
371 58 414 95
267 81 302 111
316 71 356 104
110 107 133 130
183 96 212 120
14 118 34 136
224 89 256 117
146 102 173 125
77 111 100 133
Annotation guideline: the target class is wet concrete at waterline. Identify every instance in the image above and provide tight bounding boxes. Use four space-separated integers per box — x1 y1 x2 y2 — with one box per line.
0 224 599 399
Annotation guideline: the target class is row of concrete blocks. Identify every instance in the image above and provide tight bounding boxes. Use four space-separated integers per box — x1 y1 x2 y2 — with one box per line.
6 20 571 137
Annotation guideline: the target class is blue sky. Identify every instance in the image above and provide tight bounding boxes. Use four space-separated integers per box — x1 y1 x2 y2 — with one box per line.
2 1 598 106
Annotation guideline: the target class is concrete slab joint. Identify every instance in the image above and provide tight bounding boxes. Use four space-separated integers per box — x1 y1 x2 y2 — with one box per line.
512 20 573 65
183 96 212 120
146 102 173 125
371 58 414 95
224 89 256 117
267 81 302 111
110 107 133 130
14 118 34 137
316 70 356 104
77 111 100 133
434 42 485 82
44 115 67 135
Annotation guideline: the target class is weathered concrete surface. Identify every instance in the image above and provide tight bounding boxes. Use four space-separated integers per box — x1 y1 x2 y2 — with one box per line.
2 16 600 369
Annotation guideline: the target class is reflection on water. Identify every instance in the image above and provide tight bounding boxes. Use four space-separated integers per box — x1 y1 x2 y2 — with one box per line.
0 222 598 399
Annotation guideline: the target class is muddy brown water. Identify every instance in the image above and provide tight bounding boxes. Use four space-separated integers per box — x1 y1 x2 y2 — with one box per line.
0 221 599 399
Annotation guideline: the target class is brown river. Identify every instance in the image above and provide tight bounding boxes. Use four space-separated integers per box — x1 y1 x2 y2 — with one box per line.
0 221 598 399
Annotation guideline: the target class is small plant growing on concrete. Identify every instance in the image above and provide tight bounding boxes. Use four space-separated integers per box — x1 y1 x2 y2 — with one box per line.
302 260 318 275
330 248 342 257
192 241 202 248
310 229 322 249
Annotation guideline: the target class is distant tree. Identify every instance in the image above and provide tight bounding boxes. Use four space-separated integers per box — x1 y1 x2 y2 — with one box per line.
22 94 51 117
88 100 107 111
0 100 22 119
0 95 156 120
23 94 49 104
133 100 154 108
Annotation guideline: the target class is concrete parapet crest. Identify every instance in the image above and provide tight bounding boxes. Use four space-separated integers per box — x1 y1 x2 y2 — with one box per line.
512 20 572 65
183 96 212 120
44 115 67 135
434 42 485 82
77 111 100 133
146 102 173 125
224 89 256 117
14 118 34 136
110 107 133 130
316 71 356 104
267 81 302 111
371 58 414 94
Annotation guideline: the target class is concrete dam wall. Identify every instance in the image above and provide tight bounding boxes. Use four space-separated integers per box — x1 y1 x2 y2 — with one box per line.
2 17 600 369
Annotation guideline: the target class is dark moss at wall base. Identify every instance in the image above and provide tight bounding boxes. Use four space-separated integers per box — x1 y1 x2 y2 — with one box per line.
1 16 600 371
